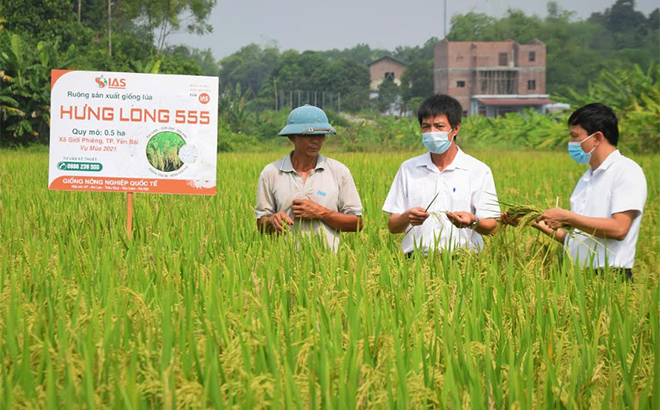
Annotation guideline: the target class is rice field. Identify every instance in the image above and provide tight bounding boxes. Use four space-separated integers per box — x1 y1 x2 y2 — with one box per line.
1 149 659 409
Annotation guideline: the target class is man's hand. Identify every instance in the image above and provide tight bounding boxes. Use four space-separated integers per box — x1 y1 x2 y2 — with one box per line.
407 207 430 226
446 211 475 229
501 212 551 230
263 211 294 233
536 207 571 230
500 212 520 226
292 199 327 220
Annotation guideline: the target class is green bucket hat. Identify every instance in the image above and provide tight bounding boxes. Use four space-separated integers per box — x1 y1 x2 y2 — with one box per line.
278 104 337 136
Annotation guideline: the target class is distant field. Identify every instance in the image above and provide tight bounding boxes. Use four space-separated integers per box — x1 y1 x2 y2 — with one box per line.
1 150 658 409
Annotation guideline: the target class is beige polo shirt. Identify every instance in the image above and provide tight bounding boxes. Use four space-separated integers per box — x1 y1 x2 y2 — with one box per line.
255 152 362 251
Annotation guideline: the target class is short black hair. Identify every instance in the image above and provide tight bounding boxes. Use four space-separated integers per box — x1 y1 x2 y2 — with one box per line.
417 94 462 129
567 103 619 146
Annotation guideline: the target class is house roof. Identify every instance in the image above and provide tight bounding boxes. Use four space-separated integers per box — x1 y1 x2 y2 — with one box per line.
367 56 407 67
477 98 554 106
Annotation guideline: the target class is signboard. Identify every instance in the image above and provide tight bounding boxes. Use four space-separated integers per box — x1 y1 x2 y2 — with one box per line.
49 70 218 195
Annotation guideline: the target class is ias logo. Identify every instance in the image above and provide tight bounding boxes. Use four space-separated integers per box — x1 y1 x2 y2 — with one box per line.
95 75 107 88
94 75 126 89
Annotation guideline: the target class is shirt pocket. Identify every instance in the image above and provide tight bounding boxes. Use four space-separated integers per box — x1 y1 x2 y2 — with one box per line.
450 193 472 213
445 175 472 213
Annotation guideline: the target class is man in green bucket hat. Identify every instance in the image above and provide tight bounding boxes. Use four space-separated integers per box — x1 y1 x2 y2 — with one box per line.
255 105 363 251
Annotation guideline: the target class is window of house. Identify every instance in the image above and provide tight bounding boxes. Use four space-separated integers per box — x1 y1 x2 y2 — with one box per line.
384 72 395 81
529 51 536 62
528 80 536 90
499 52 508 66
456 80 466 88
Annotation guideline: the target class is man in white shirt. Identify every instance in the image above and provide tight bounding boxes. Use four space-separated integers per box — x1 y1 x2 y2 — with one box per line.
383 94 500 255
503 103 647 279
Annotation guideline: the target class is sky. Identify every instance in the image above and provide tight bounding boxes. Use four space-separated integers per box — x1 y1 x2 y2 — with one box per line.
168 0 659 60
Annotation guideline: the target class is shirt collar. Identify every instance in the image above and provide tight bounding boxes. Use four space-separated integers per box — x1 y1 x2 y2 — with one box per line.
416 147 469 173
592 149 620 174
280 151 326 172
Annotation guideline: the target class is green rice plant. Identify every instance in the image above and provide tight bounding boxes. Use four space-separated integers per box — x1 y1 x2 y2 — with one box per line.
146 131 185 172
0 149 658 409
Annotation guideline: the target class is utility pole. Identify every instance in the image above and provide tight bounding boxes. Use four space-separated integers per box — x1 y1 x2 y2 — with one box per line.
444 0 448 38
108 0 112 57
273 79 278 110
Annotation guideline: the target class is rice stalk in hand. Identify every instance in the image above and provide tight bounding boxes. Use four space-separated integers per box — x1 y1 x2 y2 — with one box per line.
405 192 439 235
494 197 607 254
491 197 543 229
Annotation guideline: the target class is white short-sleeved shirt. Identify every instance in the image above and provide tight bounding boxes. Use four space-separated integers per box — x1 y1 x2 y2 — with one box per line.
382 149 500 254
565 150 647 269
255 152 362 251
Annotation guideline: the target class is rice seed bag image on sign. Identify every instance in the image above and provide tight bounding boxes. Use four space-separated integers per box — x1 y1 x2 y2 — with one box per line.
48 70 218 195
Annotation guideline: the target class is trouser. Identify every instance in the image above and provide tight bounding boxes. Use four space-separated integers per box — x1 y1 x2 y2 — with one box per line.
594 268 633 282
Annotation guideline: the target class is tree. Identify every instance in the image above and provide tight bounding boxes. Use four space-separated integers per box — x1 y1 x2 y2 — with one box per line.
144 0 217 53
0 0 91 47
0 31 77 146
447 12 497 41
376 79 401 114
320 43 389 65
330 58 370 112
590 0 651 50
392 37 439 63
219 44 280 99
400 60 433 103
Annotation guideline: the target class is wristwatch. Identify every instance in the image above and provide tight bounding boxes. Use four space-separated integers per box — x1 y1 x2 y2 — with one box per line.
469 215 479 230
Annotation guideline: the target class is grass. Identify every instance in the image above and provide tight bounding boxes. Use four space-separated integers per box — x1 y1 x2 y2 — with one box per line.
0 149 658 409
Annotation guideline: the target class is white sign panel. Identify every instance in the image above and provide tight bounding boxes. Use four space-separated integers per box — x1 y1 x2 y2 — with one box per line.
49 70 218 195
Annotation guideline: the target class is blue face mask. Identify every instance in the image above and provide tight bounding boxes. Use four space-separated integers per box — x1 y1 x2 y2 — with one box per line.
568 133 596 164
422 130 454 154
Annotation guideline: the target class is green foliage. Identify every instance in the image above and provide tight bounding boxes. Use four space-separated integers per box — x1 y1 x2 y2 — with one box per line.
218 83 255 134
0 31 77 146
399 60 433 105
0 25 205 146
216 117 261 152
460 110 568 150
560 63 660 153
319 43 390 65
0 0 91 47
328 58 370 112
219 43 280 99
159 52 203 76
391 37 439 63
146 0 217 52
325 111 567 153
375 79 401 114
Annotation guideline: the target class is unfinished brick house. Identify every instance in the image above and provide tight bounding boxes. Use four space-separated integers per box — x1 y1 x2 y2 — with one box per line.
368 56 407 94
434 39 552 117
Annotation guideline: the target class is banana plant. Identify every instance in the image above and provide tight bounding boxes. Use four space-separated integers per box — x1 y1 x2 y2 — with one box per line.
0 31 77 145
561 63 659 153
